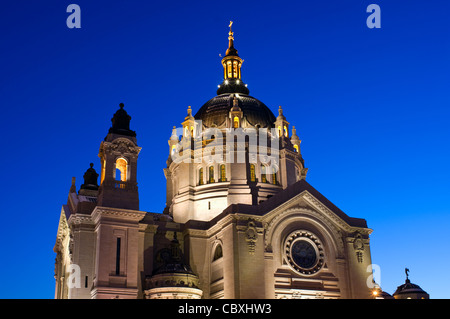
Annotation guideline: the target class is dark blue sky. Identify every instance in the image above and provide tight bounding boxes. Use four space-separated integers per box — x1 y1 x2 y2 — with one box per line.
0 0 449 298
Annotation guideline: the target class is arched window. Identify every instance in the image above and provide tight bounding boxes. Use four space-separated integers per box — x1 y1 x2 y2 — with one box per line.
278 126 282 137
272 172 277 185
100 159 106 184
171 144 177 155
250 164 256 182
220 164 226 182
198 167 204 185
284 125 288 137
115 158 127 182
261 165 267 183
209 166 215 183
213 244 223 261
233 116 239 128
293 144 299 153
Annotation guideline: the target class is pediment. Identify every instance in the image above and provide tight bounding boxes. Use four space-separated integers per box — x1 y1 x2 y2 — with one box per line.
54 205 70 252
258 180 371 235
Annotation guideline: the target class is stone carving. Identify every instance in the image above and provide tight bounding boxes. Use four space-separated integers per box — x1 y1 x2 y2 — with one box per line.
105 138 141 156
353 233 364 263
68 232 74 263
245 221 258 255
264 205 345 258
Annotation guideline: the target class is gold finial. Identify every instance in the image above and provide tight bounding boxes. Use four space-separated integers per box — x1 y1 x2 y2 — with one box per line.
228 21 234 40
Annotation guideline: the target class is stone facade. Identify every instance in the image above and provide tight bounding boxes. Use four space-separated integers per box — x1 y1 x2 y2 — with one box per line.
54 25 375 299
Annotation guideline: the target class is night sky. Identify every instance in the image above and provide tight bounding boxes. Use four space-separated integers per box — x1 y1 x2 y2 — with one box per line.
1 0 449 298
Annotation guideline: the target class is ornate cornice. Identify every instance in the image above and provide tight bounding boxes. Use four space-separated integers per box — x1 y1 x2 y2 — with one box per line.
101 138 141 157
68 214 94 226
91 206 146 225
302 192 372 235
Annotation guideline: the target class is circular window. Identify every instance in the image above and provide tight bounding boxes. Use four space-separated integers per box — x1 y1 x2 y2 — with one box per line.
291 240 317 269
284 230 324 275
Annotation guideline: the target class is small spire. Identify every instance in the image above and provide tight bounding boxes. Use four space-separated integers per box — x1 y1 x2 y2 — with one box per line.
228 21 234 41
80 163 99 191
225 21 238 57
70 177 76 193
171 126 178 141
185 106 194 121
292 126 297 136
277 106 286 121
233 95 239 107
291 125 301 148
231 94 241 113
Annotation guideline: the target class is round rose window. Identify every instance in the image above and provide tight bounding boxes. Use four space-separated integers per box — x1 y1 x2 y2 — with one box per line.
284 230 324 275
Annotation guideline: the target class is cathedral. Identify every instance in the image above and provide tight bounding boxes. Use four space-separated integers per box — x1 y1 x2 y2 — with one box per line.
54 23 379 299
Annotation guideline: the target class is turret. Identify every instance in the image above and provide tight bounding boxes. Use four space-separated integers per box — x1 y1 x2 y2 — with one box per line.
97 103 141 210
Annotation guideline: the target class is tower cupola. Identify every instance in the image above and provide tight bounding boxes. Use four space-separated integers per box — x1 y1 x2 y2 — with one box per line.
275 106 290 138
290 126 301 153
97 103 141 210
109 103 136 137
80 163 99 192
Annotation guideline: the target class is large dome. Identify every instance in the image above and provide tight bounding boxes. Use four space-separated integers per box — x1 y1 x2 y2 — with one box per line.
194 93 276 128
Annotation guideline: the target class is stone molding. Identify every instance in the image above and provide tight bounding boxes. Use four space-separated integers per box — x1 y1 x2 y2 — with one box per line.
101 137 141 157
54 208 70 252
302 192 372 235
144 287 203 299
91 206 146 225
283 230 325 275
264 204 345 258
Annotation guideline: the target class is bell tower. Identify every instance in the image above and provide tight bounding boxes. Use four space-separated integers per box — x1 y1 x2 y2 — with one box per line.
97 103 141 210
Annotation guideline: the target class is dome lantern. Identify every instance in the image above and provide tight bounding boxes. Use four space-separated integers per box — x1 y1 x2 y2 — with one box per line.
217 22 250 95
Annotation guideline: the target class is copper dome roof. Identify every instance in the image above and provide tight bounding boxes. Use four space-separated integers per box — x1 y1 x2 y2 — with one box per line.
393 279 429 298
194 93 276 128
